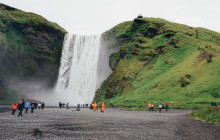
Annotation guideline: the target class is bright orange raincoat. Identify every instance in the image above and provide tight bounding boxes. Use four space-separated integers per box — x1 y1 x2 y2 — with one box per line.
148 103 151 108
101 102 105 112
93 102 97 111
12 103 18 110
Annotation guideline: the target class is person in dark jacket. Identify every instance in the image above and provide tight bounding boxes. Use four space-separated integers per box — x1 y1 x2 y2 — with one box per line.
31 102 35 113
34 103 38 109
17 99 24 117
59 102 62 109
214 102 217 107
41 102 45 110
165 102 168 111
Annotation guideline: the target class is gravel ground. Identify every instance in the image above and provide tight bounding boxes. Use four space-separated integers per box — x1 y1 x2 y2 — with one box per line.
0 108 219 140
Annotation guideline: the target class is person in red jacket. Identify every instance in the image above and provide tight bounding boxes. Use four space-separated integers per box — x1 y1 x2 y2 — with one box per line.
12 103 18 115
165 102 168 111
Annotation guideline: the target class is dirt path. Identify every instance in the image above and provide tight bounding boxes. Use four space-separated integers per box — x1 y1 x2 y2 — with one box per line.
0 108 219 140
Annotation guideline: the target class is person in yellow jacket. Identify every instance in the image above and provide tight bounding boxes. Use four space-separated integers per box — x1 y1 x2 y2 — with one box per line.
148 102 151 111
101 102 105 113
93 102 97 111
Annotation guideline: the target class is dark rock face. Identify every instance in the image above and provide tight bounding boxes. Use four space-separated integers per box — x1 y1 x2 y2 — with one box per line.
0 3 66 100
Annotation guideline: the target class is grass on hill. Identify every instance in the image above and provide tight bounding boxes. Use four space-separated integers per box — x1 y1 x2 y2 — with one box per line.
191 107 220 126
94 17 220 110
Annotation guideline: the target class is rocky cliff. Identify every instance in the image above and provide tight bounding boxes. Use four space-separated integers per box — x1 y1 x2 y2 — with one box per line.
0 3 66 102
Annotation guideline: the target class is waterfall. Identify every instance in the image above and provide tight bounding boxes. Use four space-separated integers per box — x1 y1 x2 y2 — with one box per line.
55 34 101 105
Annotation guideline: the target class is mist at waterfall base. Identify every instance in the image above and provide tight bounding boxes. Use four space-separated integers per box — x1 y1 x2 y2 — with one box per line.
18 34 112 106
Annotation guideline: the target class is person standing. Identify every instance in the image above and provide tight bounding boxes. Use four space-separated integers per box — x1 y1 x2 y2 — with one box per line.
148 103 151 111
66 103 69 109
38 103 41 109
21 99 25 109
93 102 97 112
101 102 105 113
31 102 35 113
17 99 24 117
11 103 18 115
25 101 30 113
211 101 214 107
90 104 93 110
34 103 38 109
41 103 45 110
151 103 154 111
159 103 162 113
59 102 62 109
165 102 168 111
214 102 217 107
76 104 80 111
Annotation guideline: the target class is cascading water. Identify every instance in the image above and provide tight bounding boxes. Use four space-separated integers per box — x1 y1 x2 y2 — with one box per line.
55 34 101 105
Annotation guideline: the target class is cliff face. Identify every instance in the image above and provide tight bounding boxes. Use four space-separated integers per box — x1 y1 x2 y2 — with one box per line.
0 3 66 102
94 17 220 109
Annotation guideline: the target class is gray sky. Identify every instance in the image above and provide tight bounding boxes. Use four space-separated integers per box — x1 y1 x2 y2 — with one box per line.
1 0 220 34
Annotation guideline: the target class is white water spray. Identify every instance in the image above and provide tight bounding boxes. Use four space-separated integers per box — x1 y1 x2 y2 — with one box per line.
54 34 101 105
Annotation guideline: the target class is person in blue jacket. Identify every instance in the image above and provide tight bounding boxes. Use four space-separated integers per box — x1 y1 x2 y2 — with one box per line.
25 101 30 113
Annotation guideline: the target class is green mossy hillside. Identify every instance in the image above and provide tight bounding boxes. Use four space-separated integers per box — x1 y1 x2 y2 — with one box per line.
191 107 220 126
94 17 220 109
0 3 66 103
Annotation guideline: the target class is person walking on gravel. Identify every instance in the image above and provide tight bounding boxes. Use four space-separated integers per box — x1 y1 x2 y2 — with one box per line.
211 101 214 107
151 103 154 111
214 102 217 107
34 103 38 109
165 102 168 111
31 102 35 113
148 103 151 111
159 103 162 113
11 103 18 115
59 102 62 109
25 101 30 113
41 102 45 110
101 102 105 113
93 102 97 112
38 103 41 109
66 103 69 109
17 99 24 117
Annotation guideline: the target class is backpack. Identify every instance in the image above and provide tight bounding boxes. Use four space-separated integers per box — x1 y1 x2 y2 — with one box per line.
19 100 23 105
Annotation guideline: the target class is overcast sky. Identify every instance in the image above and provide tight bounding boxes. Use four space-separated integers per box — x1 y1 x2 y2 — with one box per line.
1 0 220 34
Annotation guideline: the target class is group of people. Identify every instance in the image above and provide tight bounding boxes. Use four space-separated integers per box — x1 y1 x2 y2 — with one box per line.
211 101 217 107
91 102 105 112
12 99 45 117
148 102 168 112
58 102 106 112
59 102 69 109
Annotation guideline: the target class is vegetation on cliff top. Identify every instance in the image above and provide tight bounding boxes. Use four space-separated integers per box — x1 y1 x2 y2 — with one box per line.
94 17 220 110
0 3 66 103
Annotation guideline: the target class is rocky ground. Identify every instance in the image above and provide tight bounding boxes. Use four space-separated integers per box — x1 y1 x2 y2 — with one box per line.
0 107 219 140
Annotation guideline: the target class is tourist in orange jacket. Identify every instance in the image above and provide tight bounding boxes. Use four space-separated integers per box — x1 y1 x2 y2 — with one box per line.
93 102 97 111
148 103 151 111
101 102 105 112
11 103 18 115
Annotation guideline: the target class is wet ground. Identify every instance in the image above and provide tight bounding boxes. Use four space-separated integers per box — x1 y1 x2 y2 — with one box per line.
0 108 219 140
